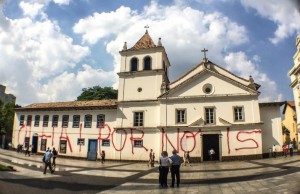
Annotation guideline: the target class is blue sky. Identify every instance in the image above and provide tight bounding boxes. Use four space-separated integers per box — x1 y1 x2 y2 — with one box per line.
1 0 299 105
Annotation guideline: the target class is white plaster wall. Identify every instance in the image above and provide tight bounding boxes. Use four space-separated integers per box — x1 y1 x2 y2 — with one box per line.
260 106 283 153
160 97 261 127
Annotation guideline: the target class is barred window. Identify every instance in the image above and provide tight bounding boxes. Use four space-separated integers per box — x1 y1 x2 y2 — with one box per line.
234 107 244 121
84 114 92 128
52 115 59 127
43 115 49 127
19 115 25 126
73 115 80 128
26 115 32 126
176 109 186 123
97 114 105 128
62 115 69 128
134 112 144 127
34 115 40 127
205 108 215 124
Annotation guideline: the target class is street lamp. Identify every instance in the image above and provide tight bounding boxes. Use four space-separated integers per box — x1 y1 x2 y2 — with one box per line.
161 80 169 151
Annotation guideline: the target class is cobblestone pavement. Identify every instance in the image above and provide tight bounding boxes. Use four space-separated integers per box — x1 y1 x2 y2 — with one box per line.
0 149 299 194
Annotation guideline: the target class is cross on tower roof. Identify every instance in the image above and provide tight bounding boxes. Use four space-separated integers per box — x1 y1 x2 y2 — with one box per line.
144 25 149 34
201 48 208 62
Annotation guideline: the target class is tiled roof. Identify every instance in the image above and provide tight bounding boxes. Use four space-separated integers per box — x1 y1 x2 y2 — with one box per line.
15 100 117 111
129 31 156 50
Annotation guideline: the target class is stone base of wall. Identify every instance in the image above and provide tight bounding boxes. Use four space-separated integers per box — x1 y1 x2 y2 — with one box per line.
221 154 262 161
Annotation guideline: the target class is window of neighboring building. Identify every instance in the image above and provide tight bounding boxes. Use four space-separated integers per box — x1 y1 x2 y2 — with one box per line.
102 140 110 147
52 115 59 127
34 115 40 127
77 138 85 145
60 140 67 154
234 107 244 122
176 109 186 123
130 57 138 71
143 56 151 70
134 140 143 147
19 115 25 126
97 114 105 128
134 112 144 127
43 115 49 127
26 115 32 126
62 115 69 128
41 139 47 151
73 115 80 128
84 114 92 128
205 108 215 124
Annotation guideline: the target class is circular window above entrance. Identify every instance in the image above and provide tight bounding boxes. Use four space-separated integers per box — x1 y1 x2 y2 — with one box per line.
202 83 214 95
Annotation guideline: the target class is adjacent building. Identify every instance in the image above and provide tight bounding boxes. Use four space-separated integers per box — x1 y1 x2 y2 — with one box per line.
282 101 298 148
0 84 16 105
12 31 284 161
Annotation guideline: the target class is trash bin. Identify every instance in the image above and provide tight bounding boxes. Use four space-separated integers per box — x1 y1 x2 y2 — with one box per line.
87 151 97 161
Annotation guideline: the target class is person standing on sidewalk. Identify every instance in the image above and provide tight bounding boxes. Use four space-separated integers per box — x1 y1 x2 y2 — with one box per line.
159 151 172 188
100 150 105 164
289 143 294 157
272 144 277 158
43 150 54 174
169 150 181 188
148 149 153 167
52 147 58 166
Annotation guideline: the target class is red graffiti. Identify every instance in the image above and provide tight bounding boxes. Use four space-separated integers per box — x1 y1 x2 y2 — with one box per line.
18 122 32 145
17 124 26 145
39 127 51 139
161 128 179 152
59 128 73 153
112 128 127 151
130 128 149 154
235 130 262 151
52 127 55 146
98 124 112 155
180 129 201 152
79 123 82 152
227 127 230 154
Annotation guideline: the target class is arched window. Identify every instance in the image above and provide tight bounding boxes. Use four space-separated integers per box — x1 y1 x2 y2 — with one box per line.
130 57 138 71
143 56 151 70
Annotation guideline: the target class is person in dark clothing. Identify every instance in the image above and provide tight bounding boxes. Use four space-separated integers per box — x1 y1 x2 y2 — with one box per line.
169 150 181 188
52 147 58 166
101 150 105 164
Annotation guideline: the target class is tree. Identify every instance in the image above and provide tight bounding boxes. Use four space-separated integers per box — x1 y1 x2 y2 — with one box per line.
77 86 118 101
0 102 15 135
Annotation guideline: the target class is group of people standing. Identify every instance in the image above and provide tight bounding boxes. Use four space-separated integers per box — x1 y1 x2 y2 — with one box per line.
158 150 181 188
43 147 58 174
272 143 294 158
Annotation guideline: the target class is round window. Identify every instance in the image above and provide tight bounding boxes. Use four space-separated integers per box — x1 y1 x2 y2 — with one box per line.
202 83 214 94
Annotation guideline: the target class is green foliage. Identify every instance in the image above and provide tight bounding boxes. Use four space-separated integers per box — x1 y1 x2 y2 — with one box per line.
0 102 16 135
77 86 118 101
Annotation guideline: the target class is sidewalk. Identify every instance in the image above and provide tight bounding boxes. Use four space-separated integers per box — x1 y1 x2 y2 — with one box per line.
1 149 300 194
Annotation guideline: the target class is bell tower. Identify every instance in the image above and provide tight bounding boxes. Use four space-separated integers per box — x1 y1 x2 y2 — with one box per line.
117 30 171 102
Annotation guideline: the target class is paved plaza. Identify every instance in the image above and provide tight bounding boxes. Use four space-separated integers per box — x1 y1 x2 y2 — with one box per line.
0 149 300 194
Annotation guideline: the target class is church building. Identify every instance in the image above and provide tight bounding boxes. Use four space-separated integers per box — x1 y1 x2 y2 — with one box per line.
12 31 283 161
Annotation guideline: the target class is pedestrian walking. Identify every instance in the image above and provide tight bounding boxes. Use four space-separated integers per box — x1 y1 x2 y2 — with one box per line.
289 143 294 157
24 145 31 156
169 150 181 188
159 151 172 188
272 144 276 158
151 152 155 167
101 150 105 164
43 150 54 174
209 148 215 161
282 144 287 157
183 151 191 166
148 149 153 167
52 147 58 166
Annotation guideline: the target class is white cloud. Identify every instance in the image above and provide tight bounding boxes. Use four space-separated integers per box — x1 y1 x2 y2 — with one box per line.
0 2 102 105
74 0 248 80
240 0 300 44
19 1 45 18
224 52 283 102
53 0 70 5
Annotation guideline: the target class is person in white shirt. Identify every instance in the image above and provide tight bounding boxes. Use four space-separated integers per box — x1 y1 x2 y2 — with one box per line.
159 151 172 187
209 148 215 161
272 144 276 158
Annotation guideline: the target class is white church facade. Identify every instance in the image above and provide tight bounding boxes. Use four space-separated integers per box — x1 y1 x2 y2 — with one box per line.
12 31 283 161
